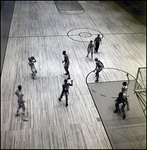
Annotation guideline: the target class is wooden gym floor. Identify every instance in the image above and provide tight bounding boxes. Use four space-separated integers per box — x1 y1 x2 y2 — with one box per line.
1 1 146 149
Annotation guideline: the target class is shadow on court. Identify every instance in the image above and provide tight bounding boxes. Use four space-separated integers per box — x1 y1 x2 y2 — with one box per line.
54 1 84 11
88 80 146 149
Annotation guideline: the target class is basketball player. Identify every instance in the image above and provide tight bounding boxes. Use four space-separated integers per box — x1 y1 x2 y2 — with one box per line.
28 56 37 79
121 73 130 110
113 92 127 119
86 40 94 60
94 34 102 53
58 79 73 107
15 85 25 116
93 58 104 82
62 51 70 79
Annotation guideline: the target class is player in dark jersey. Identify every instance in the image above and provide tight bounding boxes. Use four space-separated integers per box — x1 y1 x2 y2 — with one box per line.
58 79 73 107
62 51 70 79
113 92 128 119
93 58 104 82
28 56 37 79
94 34 102 53
15 85 25 116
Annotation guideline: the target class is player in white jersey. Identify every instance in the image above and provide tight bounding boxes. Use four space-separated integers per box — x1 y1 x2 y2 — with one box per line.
15 85 25 116
28 56 37 79
86 40 94 60
121 73 130 110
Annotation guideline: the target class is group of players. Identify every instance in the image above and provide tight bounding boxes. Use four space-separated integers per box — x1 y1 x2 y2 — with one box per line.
86 34 130 119
14 56 38 117
113 73 130 119
15 34 129 119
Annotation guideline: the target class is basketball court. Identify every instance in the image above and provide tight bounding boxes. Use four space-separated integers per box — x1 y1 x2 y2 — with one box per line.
1 1 146 149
